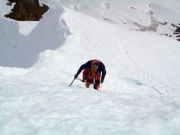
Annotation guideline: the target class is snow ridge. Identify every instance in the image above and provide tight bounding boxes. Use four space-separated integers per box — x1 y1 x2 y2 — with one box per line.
0 6 69 68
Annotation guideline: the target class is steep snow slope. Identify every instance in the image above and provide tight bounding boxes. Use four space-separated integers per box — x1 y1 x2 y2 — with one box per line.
0 4 180 135
41 0 180 41
0 7 69 67
1 0 179 40
61 9 180 95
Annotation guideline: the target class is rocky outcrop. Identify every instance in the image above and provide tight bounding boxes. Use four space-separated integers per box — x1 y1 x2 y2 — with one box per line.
170 23 180 41
5 0 49 21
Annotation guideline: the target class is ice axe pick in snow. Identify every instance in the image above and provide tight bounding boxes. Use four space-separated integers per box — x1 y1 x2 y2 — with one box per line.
69 78 75 87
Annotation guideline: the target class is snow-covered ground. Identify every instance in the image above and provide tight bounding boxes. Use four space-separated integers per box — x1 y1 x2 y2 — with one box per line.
0 1 180 135
41 0 180 40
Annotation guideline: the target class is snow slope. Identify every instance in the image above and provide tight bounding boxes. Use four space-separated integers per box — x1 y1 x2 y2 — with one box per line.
0 7 69 67
41 0 180 41
0 2 180 135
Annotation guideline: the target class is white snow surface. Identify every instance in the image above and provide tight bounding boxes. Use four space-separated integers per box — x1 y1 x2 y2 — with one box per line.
40 0 180 40
0 7 69 67
0 1 180 135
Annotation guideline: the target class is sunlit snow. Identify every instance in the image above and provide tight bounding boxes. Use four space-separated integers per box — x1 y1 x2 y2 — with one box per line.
0 0 180 135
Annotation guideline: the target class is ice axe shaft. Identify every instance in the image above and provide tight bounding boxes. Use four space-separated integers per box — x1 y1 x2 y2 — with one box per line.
69 78 75 87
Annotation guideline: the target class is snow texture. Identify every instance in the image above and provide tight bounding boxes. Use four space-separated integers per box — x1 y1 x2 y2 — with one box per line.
0 1 180 135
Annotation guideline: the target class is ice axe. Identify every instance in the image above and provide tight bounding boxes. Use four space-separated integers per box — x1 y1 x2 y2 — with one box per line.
69 78 76 87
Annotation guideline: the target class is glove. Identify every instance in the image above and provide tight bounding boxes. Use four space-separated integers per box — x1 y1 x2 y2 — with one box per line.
74 73 78 79
101 79 104 83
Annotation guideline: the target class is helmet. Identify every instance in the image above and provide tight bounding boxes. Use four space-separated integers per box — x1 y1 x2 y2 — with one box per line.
91 65 98 73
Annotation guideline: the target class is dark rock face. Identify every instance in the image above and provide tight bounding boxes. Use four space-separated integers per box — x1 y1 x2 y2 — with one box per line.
5 0 49 21
172 24 180 41
175 27 180 33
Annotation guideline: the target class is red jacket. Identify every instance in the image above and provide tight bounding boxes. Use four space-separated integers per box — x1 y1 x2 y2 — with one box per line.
75 59 106 81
